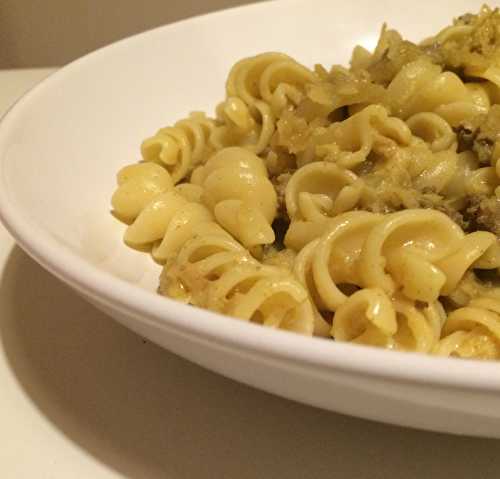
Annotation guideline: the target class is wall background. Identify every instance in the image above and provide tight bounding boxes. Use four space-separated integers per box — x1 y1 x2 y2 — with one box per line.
0 0 262 68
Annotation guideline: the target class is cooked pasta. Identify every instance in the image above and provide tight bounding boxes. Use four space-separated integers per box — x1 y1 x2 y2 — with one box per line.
141 112 216 183
226 52 318 116
158 218 316 335
111 5 500 360
210 98 275 155
190 147 278 250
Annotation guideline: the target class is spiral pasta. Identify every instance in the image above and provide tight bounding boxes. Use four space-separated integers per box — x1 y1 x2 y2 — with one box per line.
292 209 497 352
295 209 495 308
210 97 275 155
333 290 446 353
111 162 174 222
111 5 500 361
312 104 414 169
385 59 488 124
226 52 318 116
191 147 278 249
110 161 211 263
159 219 315 335
141 112 216 183
125 191 213 264
435 298 500 360
209 52 318 156
406 112 456 153
284 162 363 250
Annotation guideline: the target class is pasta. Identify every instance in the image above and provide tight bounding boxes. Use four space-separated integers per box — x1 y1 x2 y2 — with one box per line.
158 218 316 335
111 5 500 360
141 112 216 183
191 147 278 250
225 52 318 116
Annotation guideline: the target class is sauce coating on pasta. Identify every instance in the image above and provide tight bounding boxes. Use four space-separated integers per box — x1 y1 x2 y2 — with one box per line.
112 5 500 360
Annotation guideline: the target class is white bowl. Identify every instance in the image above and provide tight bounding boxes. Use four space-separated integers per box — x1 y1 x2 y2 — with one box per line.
1 0 499 437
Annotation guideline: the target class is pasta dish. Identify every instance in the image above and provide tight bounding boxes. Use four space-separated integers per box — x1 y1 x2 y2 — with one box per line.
111 6 500 360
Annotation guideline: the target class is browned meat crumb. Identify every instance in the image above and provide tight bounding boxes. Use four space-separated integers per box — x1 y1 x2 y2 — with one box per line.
471 105 500 164
455 124 478 153
354 158 376 176
463 194 500 235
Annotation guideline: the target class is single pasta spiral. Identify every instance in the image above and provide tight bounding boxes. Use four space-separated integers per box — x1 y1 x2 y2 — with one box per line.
333 289 446 353
210 52 317 155
313 104 414 169
160 220 315 335
293 211 383 311
359 210 497 301
225 52 318 116
111 161 210 263
141 112 216 183
386 58 489 125
435 297 500 360
283 161 363 250
210 97 275 155
191 147 278 249
405 112 456 153
123 189 212 264
111 162 174 222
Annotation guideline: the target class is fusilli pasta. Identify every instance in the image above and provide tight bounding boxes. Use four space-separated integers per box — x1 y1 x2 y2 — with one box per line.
111 5 500 360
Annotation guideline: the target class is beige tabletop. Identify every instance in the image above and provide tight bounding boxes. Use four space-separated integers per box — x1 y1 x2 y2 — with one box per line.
1 69 500 479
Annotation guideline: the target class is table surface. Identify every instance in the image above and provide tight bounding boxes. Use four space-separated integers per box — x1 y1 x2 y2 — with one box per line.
1 69 500 479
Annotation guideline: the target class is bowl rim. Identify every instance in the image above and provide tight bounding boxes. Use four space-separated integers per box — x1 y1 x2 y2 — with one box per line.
1 0 500 393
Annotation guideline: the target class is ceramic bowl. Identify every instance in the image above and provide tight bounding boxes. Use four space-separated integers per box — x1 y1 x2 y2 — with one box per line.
1 0 498 437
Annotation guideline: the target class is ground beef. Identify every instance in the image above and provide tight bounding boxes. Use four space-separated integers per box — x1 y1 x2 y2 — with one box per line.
455 124 478 153
463 194 500 235
473 138 494 164
471 105 500 164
